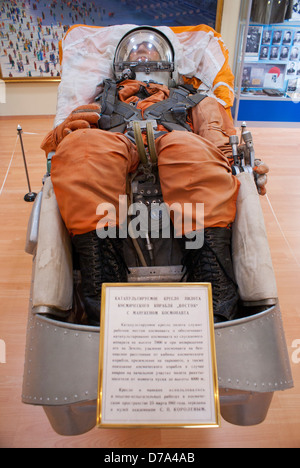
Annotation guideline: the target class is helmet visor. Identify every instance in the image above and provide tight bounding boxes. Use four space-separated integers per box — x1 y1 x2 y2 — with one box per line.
114 28 174 76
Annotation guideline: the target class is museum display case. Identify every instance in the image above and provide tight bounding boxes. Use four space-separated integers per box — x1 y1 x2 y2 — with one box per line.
233 0 300 124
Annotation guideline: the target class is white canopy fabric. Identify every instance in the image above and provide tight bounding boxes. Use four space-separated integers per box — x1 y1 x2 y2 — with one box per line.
55 23 234 127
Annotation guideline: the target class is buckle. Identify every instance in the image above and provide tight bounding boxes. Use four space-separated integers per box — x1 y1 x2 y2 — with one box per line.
127 119 158 130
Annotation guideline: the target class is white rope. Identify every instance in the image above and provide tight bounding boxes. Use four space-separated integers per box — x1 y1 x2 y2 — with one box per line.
266 193 300 270
0 129 44 197
0 135 19 197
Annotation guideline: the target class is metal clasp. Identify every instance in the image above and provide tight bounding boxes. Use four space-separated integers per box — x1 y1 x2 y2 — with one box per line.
127 119 158 130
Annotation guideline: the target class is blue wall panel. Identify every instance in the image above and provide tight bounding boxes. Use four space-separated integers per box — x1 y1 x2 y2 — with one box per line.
237 99 300 123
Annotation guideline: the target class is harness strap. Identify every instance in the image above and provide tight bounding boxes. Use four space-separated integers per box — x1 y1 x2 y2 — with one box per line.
98 79 142 132
146 121 158 163
144 87 207 132
97 79 207 133
133 121 147 165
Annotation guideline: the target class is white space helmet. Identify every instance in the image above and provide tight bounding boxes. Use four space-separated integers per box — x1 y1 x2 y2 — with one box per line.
113 26 176 86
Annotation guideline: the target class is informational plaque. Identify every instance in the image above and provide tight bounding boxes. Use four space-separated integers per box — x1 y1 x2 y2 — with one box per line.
97 283 220 428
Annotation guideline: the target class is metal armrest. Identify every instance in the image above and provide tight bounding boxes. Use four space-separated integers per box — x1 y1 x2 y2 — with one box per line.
25 189 43 255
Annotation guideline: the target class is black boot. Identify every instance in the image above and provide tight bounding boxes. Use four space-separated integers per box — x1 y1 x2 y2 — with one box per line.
72 230 128 326
182 227 239 323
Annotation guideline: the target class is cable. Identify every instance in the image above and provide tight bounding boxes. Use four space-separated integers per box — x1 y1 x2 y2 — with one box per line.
266 193 300 270
0 135 19 197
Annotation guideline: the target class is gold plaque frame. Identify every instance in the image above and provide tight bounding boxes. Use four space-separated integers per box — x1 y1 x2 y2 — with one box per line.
97 283 220 429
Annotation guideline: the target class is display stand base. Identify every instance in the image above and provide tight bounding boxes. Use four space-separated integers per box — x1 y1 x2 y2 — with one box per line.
24 192 37 202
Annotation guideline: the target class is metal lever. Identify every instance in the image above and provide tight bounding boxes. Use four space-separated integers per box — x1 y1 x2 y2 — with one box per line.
229 135 240 166
240 121 247 144
242 130 255 168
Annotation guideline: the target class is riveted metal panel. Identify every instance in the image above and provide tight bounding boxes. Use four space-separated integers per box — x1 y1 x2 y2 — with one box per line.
215 303 293 392
22 302 293 407
22 312 99 406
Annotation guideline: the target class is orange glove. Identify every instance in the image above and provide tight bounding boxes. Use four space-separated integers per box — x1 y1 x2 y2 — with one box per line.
53 104 101 146
253 159 269 196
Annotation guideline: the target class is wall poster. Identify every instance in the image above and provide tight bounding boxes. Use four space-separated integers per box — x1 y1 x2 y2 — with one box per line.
242 21 300 98
97 283 220 429
0 0 224 82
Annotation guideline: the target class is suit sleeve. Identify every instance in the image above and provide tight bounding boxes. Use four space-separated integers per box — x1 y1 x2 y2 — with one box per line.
40 130 57 157
191 96 237 162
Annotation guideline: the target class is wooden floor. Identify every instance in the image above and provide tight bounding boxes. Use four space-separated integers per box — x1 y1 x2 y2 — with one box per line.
0 116 299 448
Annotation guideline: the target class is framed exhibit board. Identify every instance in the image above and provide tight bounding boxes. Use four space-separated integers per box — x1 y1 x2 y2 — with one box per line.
0 0 224 82
233 0 300 124
242 23 300 96
97 283 220 429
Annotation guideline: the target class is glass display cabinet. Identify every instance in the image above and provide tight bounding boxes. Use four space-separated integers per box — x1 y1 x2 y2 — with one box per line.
233 0 300 125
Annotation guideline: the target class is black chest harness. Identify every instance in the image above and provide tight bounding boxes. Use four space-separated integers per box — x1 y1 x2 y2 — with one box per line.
96 79 207 134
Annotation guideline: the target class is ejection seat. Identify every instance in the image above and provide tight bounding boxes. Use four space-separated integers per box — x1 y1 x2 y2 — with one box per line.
22 24 293 435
